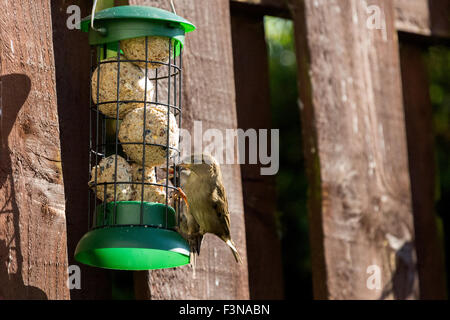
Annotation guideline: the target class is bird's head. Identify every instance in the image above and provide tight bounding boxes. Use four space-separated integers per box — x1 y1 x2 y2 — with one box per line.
164 154 220 184
178 154 220 179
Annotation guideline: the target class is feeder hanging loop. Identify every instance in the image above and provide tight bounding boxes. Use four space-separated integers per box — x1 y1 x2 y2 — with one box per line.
91 0 107 36
170 0 177 15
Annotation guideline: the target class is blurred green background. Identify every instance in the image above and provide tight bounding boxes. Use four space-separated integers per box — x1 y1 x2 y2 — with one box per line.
264 16 450 299
426 46 450 293
264 16 312 300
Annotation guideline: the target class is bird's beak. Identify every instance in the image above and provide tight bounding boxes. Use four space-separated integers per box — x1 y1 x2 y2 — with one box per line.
178 163 190 169
161 166 175 179
162 163 191 179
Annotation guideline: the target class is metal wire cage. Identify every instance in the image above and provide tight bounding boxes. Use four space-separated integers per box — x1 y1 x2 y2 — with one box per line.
74 5 195 271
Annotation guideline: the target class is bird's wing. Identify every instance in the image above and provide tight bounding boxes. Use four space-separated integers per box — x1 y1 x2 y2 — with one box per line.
176 200 204 256
211 181 231 236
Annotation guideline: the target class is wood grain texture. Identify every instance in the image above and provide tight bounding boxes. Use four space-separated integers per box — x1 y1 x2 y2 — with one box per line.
130 0 249 300
231 9 284 299
232 0 285 7
50 0 113 299
232 0 450 38
0 0 69 299
400 43 447 300
394 0 450 38
290 0 419 299
230 0 289 17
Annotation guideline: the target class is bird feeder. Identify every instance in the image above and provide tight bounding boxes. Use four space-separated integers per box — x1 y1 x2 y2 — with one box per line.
74 5 195 270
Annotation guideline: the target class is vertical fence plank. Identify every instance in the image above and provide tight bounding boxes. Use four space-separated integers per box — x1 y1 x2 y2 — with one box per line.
230 8 284 299
400 43 447 299
0 0 69 299
290 0 419 299
130 0 250 300
50 0 113 299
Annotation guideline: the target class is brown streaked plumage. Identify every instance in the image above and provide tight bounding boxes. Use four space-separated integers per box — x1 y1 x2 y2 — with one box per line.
178 154 242 263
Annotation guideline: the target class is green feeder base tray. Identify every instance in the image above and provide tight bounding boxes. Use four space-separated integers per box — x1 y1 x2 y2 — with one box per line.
74 201 190 270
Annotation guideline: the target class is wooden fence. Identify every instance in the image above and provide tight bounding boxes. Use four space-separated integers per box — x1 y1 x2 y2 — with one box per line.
0 0 448 300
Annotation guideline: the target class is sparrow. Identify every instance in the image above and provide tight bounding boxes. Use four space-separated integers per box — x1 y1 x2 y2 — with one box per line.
175 154 242 263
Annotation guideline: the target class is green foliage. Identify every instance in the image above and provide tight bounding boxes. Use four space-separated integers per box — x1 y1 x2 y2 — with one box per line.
264 16 312 299
425 46 450 292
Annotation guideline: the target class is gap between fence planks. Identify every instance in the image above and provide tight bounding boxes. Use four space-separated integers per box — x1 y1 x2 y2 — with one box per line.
399 43 447 300
231 8 285 299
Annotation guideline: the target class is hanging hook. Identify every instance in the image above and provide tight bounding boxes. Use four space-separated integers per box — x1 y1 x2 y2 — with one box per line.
91 0 99 31
91 0 107 35
170 0 177 15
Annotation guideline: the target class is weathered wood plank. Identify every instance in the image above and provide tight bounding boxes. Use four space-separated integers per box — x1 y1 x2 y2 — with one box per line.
130 0 250 300
399 43 447 300
0 0 69 299
230 8 284 299
395 0 450 38
50 0 113 299
290 0 419 299
114 0 130 6
232 0 450 39
232 0 285 7
230 0 289 17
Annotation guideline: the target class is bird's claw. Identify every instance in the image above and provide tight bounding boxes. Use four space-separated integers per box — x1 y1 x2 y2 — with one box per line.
175 187 189 209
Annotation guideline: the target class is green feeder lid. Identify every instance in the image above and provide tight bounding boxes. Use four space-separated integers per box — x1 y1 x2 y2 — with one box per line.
80 5 195 50
74 201 190 270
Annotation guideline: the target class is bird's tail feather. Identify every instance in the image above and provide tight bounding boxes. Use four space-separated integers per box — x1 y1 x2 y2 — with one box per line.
189 235 203 269
190 251 197 269
226 239 242 264
195 235 203 256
